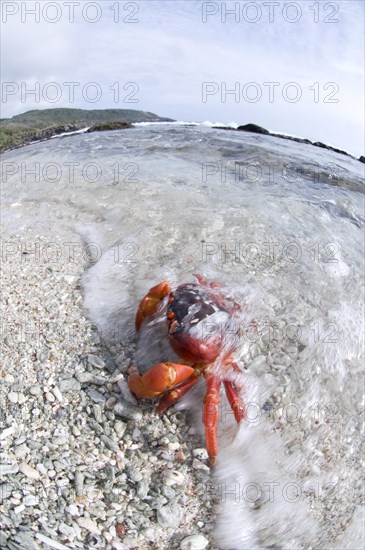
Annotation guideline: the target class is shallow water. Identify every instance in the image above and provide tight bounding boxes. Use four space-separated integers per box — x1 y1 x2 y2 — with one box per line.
2 124 364 548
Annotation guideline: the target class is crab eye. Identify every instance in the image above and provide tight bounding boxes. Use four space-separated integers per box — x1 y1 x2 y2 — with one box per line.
167 311 175 320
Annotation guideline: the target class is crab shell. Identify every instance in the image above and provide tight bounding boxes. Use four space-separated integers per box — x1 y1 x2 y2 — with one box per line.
166 282 232 364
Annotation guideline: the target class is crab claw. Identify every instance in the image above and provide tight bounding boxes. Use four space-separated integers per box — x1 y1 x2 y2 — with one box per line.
135 281 171 331
128 362 195 399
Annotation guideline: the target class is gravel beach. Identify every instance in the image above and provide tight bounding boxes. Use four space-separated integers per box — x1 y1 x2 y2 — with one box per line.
1 124 364 549
0 226 215 550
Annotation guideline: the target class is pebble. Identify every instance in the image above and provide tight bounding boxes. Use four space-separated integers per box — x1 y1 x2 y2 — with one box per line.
100 434 121 454
157 502 182 528
29 386 42 396
0 484 12 502
14 504 25 514
19 462 40 480
137 479 150 499
126 465 143 482
54 436 67 445
76 516 101 535
66 504 79 516
36 533 70 550
162 486 176 500
114 399 143 421
75 471 84 496
23 495 38 506
180 534 209 550
192 448 209 461
114 421 127 438
52 386 63 402
0 426 15 440
58 378 81 392
106 397 118 409
87 388 106 403
192 459 210 472
72 425 81 437
36 463 47 476
93 404 104 422
45 392 55 402
18 393 26 405
76 372 106 385
88 355 105 369
163 470 185 486
0 464 19 475
8 391 18 404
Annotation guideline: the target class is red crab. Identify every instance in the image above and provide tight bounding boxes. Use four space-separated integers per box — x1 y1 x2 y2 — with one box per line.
128 275 246 464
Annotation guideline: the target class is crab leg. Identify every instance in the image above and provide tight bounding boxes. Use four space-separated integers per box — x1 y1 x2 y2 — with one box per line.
223 380 245 423
135 281 171 330
222 357 245 422
203 372 222 464
128 362 195 399
156 375 200 413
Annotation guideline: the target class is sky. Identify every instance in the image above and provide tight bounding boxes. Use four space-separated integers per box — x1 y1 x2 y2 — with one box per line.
1 0 364 155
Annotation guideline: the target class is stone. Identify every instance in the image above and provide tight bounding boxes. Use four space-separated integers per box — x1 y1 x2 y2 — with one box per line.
76 516 101 535
58 378 81 392
237 123 270 135
156 502 182 528
19 462 40 480
180 534 209 549
162 470 185 486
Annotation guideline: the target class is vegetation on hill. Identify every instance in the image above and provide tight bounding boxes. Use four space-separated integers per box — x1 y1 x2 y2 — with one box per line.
0 108 174 152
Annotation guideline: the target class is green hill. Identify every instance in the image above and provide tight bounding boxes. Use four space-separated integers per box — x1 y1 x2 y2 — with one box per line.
0 108 175 152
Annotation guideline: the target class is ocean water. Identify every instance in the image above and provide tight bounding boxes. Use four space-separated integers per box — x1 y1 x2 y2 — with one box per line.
2 124 364 548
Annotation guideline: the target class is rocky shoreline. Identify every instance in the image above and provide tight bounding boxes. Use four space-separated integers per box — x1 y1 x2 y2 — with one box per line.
215 123 365 164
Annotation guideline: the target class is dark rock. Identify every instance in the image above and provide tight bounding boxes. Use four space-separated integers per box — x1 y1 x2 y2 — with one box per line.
237 123 270 135
86 121 133 133
214 124 362 163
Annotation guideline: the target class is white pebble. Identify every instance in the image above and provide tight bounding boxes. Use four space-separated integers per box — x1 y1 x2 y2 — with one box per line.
114 421 127 438
23 495 38 506
192 459 210 472
192 448 208 461
19 462 40 480
66 504 79 516
52 386 63 402
180 534 209 550
17 393 26 405
162 470 185 486
77 516 101 535
36 463 47 476
45 392 55 403
72 426 81 437
14 504 25 514
8 392 18 404
54 436 67 446
0 426 15 440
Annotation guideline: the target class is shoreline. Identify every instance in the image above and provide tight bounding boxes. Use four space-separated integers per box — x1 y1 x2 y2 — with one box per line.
1 121 364 164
